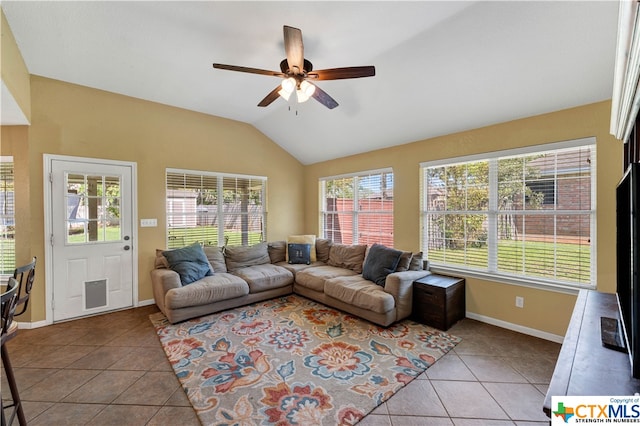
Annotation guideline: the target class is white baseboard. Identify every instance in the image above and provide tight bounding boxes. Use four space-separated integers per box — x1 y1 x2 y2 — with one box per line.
16 319 49 329
137 299 155 307
465 312 564 343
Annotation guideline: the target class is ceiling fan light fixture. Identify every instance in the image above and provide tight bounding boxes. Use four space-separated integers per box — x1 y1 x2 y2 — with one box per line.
281 77 296 93
278 77 296 101
296 89 309 103
278 88 292 101
296 80 315 103
300 80 315 96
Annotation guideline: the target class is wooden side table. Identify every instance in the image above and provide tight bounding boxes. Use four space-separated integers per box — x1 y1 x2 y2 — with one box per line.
411 274 465 330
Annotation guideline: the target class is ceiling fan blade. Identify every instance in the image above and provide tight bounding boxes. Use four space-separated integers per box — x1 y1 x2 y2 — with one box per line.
258 86 282 107
283 25 304 74
213 63 285 78
308 66 376 81
311 84 339 109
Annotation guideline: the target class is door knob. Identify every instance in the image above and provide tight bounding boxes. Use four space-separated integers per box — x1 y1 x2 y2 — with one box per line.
124 245 130 250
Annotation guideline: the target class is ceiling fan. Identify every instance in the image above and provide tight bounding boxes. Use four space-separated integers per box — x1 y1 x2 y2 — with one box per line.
213 25 375 109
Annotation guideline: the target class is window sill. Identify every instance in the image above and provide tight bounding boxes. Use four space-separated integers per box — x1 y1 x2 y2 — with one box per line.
428 265 592 296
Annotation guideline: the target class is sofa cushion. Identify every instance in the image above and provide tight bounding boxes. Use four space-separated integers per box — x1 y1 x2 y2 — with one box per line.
288 243 311 265
315 238 332 263
395 251 413 272
395 251 424 272
162 243 213 285
275 261 321 276
225 242 271 272
203 245 227 273
155 249 170 269
231 264 294 293
295 265 358 292
287 235 317 262
268 240 287 263
324 275 395 314
409 252 425 270
165 273 249 309
327 244 367 274
362 243 403 286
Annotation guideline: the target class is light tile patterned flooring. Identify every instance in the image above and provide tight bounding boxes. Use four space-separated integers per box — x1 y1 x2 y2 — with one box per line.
1 304 559 425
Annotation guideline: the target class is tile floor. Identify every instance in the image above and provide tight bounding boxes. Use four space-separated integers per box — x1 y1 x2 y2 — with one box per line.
1 304 559 425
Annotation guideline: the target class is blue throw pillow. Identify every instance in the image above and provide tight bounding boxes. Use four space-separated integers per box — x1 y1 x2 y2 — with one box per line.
163 243 213 285
362 243 403 287
288 243 311 265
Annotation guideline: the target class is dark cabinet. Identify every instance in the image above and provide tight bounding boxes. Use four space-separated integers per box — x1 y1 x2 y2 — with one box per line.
411 274 465 330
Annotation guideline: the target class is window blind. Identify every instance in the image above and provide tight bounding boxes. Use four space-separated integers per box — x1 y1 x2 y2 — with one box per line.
166 169 266 248
0 158 15 275
421 141 595 288
320 169 393 246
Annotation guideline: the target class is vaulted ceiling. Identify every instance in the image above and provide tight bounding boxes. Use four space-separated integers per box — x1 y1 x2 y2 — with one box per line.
1 1 619 164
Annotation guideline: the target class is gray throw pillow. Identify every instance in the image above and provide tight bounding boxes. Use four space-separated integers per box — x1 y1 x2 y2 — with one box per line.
395 251 412 272
162 243 213 285
362 243 403 286
409 252 425 270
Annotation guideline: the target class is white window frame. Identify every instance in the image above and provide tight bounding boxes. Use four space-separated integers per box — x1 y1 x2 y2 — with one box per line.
0 156 15 279
319 168 394 246
420 138 596 292
166 168 267 248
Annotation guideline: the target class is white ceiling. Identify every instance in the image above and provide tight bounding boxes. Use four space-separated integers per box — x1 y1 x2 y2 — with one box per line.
1 1 619 165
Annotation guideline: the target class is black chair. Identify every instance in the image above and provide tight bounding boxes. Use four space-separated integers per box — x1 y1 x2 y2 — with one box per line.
0 257 36 426
1 277 25 426
12 257 36 317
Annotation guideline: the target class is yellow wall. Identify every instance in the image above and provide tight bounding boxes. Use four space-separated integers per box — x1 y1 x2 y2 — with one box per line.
17 75 305 322
0 9 30 121
5 70 623 337
0 126 31 318
304 101 622 336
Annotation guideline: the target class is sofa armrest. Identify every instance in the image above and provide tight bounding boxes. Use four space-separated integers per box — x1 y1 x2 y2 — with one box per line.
384 270 431 321
150 268 182 315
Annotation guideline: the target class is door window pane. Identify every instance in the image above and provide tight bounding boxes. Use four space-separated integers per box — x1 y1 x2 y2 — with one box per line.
66 173 121 243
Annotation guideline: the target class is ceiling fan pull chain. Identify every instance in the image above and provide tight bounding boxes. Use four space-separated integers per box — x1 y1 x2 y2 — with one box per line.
286 105 299 116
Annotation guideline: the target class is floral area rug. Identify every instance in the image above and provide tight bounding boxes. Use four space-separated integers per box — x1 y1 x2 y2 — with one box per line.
150 295 461 425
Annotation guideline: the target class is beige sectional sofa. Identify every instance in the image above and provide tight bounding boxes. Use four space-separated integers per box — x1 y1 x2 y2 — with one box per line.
151 238 430 326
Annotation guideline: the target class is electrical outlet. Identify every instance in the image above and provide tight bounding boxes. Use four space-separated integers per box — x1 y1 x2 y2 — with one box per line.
515 296 524 308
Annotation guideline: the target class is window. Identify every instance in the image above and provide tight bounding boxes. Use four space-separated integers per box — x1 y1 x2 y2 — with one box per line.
320 169 393 246
65 173 122 244
421 139 595 288
166 169 266 248
0 157 15 276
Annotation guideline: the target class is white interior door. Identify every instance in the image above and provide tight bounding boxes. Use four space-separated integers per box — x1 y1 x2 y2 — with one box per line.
50 158 134 322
